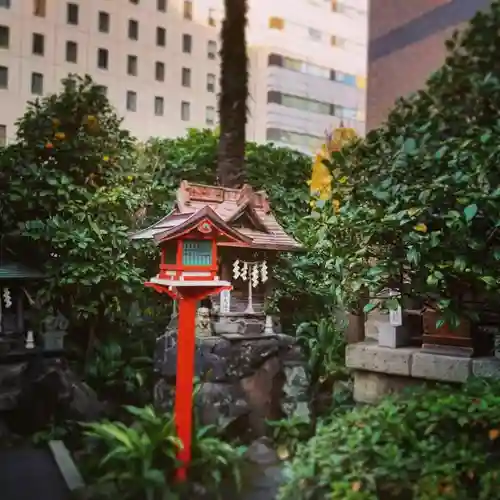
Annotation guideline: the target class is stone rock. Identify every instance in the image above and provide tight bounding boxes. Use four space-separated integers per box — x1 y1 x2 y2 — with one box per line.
196 381 250 429
282 363 310 420
6 358 104 434
0 363 27 411
245 437 278 465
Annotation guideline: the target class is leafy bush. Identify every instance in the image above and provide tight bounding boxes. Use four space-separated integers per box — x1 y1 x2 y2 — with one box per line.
312 0 500 318
267 416 313 460
279 379 500 500
81 405 246 500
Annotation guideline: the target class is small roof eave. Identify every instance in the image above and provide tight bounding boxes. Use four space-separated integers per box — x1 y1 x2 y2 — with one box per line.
153 206 253 246
129 209 177 240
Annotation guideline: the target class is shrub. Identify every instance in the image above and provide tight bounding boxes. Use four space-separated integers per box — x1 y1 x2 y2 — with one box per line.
81 405 246 500
279 379 500 500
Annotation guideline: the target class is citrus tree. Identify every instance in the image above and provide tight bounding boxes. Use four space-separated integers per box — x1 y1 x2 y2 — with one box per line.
0 75 147 348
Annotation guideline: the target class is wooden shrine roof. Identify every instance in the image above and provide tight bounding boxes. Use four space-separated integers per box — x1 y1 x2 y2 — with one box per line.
131 181 303 251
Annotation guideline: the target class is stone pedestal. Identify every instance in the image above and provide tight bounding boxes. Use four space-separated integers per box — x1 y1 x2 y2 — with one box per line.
213 311 280 337
346 341 500 404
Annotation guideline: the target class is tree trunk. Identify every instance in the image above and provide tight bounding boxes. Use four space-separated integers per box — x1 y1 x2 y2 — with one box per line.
217 0 248 188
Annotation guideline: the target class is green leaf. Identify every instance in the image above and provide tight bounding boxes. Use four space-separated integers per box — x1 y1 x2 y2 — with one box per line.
463 204 478 222
403 138 417 154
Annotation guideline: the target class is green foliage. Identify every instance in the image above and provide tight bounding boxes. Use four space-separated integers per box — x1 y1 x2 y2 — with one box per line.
85 340 153 405
81 405 246 500
0 74 147 340
267 416 312 460
82 405 180 499
279 379 500 500
316 1 500 317
296 317 348 386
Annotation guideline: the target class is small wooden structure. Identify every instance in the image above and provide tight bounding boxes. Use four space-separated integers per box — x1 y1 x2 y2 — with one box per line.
0 261 45 355
140 206 246 481
132 181 302 334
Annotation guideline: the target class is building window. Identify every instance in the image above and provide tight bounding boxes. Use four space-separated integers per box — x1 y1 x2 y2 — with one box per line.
34 0 46 17
181 101 190 121
0 125 6 147
0 0 10 8
157 0 167 12
0 26 9 48
181 67 191 87
0 66 7 88
269 17 284 30
266 127 323 151
208 8 216 27
31 72 44 95
182 34 192 54
206 73 215 93
130 0 139 4
97 48 109 69
308 27 322 41
99 12 110 33
156 27 166 47
66 41 77 63
205 106 215 125
32 33 45 56
268 90 337 117
126 91 137 111
96 84 107 96
67 3 79 25
155 61 165 81
154 96 164 116
127 55 138 76
267 53 282 67
128 19 139 40
207 40 217 59
183 1 192 20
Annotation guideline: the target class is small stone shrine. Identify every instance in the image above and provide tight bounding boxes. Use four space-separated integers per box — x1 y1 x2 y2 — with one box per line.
132 181 303 335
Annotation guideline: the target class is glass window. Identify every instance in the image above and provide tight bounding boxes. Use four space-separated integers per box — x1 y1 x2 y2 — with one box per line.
126 91 137 112
157 0 167 11
0 66 8 88
67 3 78 25
32 33 45 55
157 27 166 47
34 0 46 17
99 12 110 33
181 67 191 87
183 0 192 20
207 73 215 92
154 96 164 116
181 101 190 121
128 19 139 40
207 40 217 59
31 72 44 95
0 0 10 8
0 124 6 147
208 8 216 27
283 57 302 72
308 27 322 41
97 48 109 69
182 33 192 54
155 61 165 81
206 106 215 125
127 55 138 76
0 26 9 48
182 241 212 265
66 41 77 63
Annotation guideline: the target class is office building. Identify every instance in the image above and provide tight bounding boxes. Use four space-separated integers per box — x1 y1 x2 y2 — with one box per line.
367 0 493 131
0 0 368 154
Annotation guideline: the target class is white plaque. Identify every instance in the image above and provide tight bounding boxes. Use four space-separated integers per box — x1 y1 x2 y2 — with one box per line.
388 290 402 326
220 289 231 314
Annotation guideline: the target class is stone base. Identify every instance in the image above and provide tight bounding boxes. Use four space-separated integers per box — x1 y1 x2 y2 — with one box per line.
347 341 500 403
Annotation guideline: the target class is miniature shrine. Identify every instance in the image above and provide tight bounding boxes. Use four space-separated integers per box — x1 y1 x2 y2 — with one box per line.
0 261 46 356
132 181 303 336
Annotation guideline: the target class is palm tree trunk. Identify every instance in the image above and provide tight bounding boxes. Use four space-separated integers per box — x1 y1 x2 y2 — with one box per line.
217 0 248 188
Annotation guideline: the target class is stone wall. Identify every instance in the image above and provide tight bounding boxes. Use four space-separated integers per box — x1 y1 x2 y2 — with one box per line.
154 322 309 436
347 341 500 403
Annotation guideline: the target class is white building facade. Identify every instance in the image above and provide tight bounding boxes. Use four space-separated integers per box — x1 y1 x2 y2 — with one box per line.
0 0 367 154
